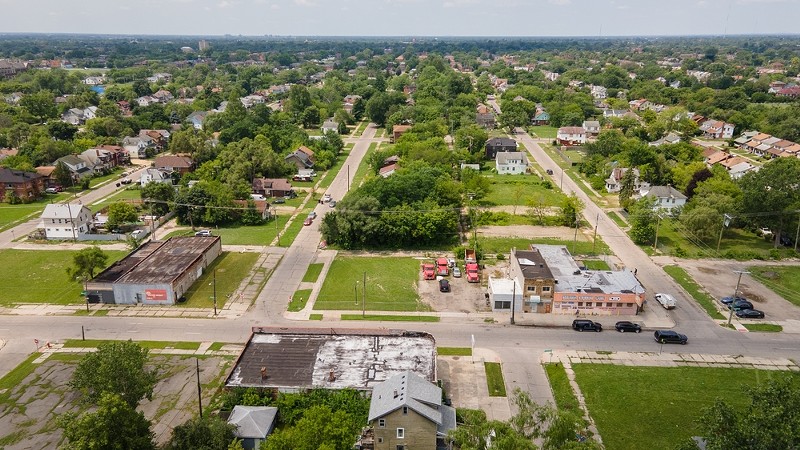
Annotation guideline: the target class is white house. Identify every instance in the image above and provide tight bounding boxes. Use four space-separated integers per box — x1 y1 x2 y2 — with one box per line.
582 120 601 136
556 127 587 145
641 186 687 211
605 168 649 193
139 168 172 186
495 151 529 175
40 203 92 240
321 118 339 134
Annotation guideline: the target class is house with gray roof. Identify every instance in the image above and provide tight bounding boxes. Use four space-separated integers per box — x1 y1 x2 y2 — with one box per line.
366 371 455 450
228 406 278 450
39 203 92 240
640 185 687 211
55 155 92 179
495 151 528 175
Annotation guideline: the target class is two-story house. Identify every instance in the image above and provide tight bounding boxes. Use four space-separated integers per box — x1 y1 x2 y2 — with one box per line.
0 167 44 202
605 168 649 193
284 146 315 170
495 151 528 175
484 137 517 159
556 127 587 145
252 178 293 198
139 168 173 186
39 203 92 240
509 248 556 313
365 371 455 450
154 155 193 175
55 155 92 180
582 120 601 137
641 185 687 211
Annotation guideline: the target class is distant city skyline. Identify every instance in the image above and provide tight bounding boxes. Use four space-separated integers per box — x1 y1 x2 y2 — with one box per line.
1 0 798 37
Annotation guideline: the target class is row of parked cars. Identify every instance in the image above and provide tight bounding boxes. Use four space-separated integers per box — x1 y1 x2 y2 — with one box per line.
720 295 765 319
572 319 689 344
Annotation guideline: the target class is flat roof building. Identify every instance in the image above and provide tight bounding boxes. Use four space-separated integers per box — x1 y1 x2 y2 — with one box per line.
87 236 221 305
225 328 437 392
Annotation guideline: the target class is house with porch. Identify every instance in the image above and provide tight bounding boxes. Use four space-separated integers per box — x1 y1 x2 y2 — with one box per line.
252 178 293 198
640 185 687 211
55 155 92 180
154 155 193 175
605 168 649 193
39 203 92 240
556 127 587 145
139 168 173 186
284 146 315 170
495 151 528 175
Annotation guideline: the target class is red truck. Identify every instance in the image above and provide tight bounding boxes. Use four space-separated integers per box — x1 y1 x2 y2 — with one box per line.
422 263 436 280
465 249 479 283
436 258 449 276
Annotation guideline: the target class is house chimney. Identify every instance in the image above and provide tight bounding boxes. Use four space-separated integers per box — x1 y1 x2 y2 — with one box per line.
329 369 336 382
393 389 399 399
260 366 268 382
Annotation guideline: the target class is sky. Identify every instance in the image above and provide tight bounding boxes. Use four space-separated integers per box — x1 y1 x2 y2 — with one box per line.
1 0 798 37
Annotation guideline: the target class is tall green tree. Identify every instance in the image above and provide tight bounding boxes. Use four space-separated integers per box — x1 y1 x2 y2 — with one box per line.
739 158 800 247
629 197 658 245
66 246 108 280
558 194 585 227
106 201 139 229
141 181 175 216
618 168 636 210
164 416 236 450
69 340 158 408
59 393 156 450
20 90 57 123
53 161 73 189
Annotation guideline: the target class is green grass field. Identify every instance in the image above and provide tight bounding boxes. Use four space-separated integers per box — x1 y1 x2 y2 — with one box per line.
0 249 127 305
62 339 200 350
479 174 565 208
749 265 800 307
581 259 611 270
437 347 472 356
607 210 628 228
350 142 379 189
484 362 507 397
288 289 312 312
528 125 558 139
302 263 324 283
90 188 142 213
544 363 581 413
278 207 313 247
662 265 724 320
744 323 782 332
340 314 439 322
180 251 259 308
650 218 787 260
573 365 799 450
315 257 425 311
318 147 352 190
480 236 610 258
0 195 73 231
164 215 287 246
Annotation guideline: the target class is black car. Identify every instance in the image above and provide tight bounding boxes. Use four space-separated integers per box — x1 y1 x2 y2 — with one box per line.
572 319 602 332
735 309 765 319
720 295 747 305
439 279 450 293
614 321 642 333
728 300 754 311
654 330 688 345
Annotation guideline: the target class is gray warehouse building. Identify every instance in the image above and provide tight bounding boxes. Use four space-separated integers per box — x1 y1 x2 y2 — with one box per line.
86 236 221 305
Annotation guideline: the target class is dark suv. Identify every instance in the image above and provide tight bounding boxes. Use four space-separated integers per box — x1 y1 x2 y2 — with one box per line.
654 330 688 345
572 319 602 332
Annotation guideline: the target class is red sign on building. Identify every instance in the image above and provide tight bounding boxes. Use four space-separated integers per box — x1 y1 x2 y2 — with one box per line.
145 289 168 301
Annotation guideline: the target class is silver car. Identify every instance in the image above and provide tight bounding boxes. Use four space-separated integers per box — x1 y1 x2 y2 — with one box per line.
452 267 462 278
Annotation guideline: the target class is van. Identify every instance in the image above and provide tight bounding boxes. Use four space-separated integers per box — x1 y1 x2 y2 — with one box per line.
654 293 677 310
131 230 144 239
251 194 266 201
654 330 688 345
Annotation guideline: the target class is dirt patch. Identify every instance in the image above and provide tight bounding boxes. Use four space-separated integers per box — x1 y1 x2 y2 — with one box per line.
478 225 583 240
0 354 232 449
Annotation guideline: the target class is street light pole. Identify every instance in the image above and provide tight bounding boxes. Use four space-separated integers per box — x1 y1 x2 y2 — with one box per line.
510 279 516 325
727 270 750 326
653 214 662 251
354 281 359 305
212 269 217 316
362 271 366 318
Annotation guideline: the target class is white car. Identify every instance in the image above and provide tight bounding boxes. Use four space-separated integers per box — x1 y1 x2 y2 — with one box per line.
323 194 332 203
452 267 462 278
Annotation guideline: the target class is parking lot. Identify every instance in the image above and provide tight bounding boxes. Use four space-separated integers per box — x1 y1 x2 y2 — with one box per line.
418 261 492 314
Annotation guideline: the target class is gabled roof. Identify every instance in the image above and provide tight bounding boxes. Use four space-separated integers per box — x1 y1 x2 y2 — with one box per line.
368 371 454 433
485 137 517 148
496 151 528 165
228 406 278 439
57 155 85 167
558 126 586 135
41 203 90 220
0 167 42 183
154 155 193 169
644 185 687 201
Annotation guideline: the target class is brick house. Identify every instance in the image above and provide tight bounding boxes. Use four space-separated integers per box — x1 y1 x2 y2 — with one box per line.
391 125 412 143
154 155 194 175
252 178 293 198
509 248 556 313
0 167 45 202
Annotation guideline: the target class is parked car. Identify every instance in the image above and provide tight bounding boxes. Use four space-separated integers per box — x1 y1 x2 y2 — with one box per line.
120 178 132 185
728 300 754 311
735 309 765 319
323 194 332 203
720 295 747 305
780 233 794 247
614 321 641 333
273 197 285 204
195 230 212 237
131 229 144 239
452 267 462 278
439 279 450 293
572 319 602 332
329 200 337 208
45 187 59 194
303 217 313 226
308 211 317 219
293 175 312 182
447 258 456 268
757 227 773 237
654 330 688 345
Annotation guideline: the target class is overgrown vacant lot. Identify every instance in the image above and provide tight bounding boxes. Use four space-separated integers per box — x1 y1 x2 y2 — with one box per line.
572 365 800 450
0 249 126 305
478 173 564 208
0 352 232 449
314 256 425 311
749 265 800 307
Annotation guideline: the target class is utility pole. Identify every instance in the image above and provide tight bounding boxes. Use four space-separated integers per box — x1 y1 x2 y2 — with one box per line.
592 212 600 255
212 270 217 316
572 217 580 254
510 280 516 325
362 271 366 317
196 358 203 418
653 214 662 251
727 270 750 326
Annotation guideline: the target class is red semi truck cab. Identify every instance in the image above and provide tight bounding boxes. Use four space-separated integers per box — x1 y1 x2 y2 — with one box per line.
422 263 436 280
436 258 449 276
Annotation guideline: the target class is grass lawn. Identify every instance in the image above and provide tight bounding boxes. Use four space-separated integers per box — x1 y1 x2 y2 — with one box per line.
302 263 324 283
662 265 724 320
480 236 610 258
484 362 507 397
573 365 799 450
528 125 558 139
208 342 226 351
88 169 125 188
581 259 611 270
278 207 312 247
749 265 800 307
438 347 472 356
318 147 352 190
479 173 565 208
607 210 627 228
309 313 323 320
744 323 783 332
0 249 127 305
90 188 142 213
350 142 379 189
164 216 287 246
544 363 581 413
340 314 439 322
62 339 200 350
650 218 786 260
288 289 312 312
180 251 259 308
0 195 72 231
315 257 425 311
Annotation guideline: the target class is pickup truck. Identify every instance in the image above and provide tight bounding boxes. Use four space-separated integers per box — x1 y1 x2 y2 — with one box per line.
654 293 677 310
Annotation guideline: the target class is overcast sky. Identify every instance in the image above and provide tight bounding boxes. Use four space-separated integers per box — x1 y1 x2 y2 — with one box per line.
1 0 798 37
